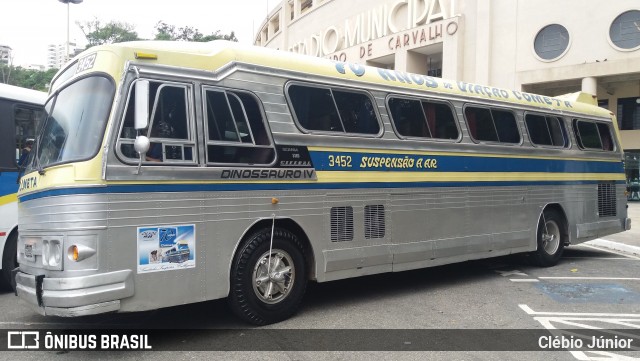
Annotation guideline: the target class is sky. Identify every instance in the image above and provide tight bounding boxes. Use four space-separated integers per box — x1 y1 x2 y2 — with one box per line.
1 0 279 66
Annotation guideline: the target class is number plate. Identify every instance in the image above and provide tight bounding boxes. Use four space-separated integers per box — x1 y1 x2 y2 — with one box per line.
24 244 34 261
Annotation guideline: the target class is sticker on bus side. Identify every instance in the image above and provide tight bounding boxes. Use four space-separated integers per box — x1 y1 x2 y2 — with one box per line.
137 224 196 273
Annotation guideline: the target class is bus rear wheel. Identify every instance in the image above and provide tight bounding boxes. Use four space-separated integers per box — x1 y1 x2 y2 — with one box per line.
530 209 566 267
228 227 307 325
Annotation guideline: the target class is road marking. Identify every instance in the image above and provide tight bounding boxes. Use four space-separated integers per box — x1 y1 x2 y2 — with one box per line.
519 304 640 318
521 304 640 360
509 279 539 282
563 257 634 260
539 276 640 281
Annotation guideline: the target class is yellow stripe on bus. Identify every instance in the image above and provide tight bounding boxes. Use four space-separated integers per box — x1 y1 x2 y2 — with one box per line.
315 171 626 183
307 146 623 163
0 193 17 207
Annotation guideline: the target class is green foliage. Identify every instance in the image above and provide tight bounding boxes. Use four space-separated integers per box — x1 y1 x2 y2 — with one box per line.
0 64 57 91
1 20 238 90
153 21 238 42
78 19 140 48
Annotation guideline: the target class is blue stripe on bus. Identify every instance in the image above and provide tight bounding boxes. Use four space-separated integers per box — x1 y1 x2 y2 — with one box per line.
18 180 625 203
0 171 19 198
308 151 625 173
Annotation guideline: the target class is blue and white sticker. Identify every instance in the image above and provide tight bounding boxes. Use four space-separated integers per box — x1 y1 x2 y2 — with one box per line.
137 224 196 273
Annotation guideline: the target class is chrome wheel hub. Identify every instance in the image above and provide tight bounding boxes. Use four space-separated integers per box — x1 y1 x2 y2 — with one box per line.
252 249 295 304
542 220 560 255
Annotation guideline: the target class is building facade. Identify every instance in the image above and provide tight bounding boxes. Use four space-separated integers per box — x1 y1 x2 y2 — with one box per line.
46 42 79 70
0 45 12 65
255 0 640 184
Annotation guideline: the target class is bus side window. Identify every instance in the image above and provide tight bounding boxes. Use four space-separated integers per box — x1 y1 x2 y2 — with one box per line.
288 83 380 135
525 114 567 147
333 90 380 134
117 80 195 163
465 106 520 144
465 106 498 142
204 88 275 165
14 105 44 166
388 98 429 138
288 85 341 132
597 123 614 151
573 119 614 151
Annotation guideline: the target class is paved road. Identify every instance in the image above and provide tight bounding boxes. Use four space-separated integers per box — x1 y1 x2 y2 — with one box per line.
0 243 638 360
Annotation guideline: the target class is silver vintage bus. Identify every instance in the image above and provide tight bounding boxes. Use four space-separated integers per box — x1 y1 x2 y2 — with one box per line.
15 41 629 324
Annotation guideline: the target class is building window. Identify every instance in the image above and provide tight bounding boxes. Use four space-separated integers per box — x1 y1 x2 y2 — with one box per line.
610 10 640 50
300 0 312 14
598 99 609 110
534 24 570 61
626 151 640 200
617 97 640 130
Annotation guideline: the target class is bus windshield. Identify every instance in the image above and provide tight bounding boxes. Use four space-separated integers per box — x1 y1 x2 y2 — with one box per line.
31 76 114 170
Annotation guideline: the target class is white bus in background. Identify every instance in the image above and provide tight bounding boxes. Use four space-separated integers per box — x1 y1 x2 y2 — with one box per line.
0 84 46 289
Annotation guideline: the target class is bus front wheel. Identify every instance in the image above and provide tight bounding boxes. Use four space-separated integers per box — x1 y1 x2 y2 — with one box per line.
530 209 566 267
1 231 18 291
228 227 307 325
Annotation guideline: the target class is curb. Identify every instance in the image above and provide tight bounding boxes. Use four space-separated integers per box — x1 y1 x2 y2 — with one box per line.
585 239 640 257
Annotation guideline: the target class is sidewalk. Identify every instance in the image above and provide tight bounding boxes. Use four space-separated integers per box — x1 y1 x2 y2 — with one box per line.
586 201 640 256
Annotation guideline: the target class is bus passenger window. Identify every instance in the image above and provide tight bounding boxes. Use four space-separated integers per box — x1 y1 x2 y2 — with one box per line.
526 114 566 147
465 107 498 142
597 123 614 151
389 98 429 138
204 88 275 165
288 85 341 132
492 110 520 144
573 119 614 151
465 106 520 144
333 90 380 134
288 83 380 135
422 101 459 139
116 80 196 164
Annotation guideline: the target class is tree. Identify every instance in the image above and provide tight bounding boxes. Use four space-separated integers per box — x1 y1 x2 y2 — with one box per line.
153 21 238 42
78 19 140 48
0 65 57 91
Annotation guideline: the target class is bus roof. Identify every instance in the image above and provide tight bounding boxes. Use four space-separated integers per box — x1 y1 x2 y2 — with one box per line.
0 83 47 105
71 40 610 118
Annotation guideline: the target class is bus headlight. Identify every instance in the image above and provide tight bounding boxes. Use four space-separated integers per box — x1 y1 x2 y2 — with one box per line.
42 239 63 270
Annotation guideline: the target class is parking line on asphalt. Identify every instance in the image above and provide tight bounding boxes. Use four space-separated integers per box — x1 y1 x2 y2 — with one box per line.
519 304 640 318
538 276 640 281
509 279 540 282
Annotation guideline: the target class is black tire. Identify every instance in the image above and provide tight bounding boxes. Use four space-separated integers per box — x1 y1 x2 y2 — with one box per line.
0 231 18 291
228 227 307 325
530 209 566 267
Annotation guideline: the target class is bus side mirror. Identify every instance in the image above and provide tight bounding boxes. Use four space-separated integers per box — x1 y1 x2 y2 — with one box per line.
134 80 150 130
134 135 150 155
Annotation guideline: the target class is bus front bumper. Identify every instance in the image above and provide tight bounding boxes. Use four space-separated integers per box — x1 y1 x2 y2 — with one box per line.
14 269 134 317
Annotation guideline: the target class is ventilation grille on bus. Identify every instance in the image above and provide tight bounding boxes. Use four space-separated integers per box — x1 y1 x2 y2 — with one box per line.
597 182 617 217
365 205 386 239
331 206 354 242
